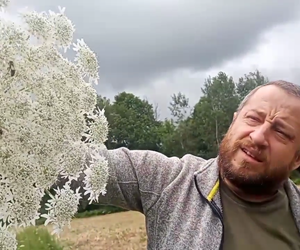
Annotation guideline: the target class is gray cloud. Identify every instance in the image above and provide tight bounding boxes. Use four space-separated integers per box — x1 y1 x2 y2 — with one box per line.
13 0 300 92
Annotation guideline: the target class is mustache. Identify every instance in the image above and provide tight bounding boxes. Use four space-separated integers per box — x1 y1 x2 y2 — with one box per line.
232 138 267 161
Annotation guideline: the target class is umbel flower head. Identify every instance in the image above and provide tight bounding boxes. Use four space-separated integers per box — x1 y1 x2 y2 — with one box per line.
0 1 109 248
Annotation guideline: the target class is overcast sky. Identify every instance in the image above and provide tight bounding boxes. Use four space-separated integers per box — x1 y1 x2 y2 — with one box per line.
7 0 300 118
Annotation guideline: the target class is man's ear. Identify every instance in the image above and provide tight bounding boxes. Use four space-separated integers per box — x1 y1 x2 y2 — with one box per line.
233 112 237 121
291 152 300 171
228 112 238 129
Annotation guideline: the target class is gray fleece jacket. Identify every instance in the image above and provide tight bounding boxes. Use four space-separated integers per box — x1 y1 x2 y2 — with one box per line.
72 147 300 250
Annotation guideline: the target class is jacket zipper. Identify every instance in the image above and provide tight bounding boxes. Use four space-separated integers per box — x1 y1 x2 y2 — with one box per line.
211 200 224 250
194 175 224 250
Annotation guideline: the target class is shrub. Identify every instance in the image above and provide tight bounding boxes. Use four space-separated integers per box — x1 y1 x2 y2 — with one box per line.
16 227 64 250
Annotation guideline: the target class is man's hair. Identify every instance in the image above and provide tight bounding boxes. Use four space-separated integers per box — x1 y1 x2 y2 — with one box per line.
237 80 300 112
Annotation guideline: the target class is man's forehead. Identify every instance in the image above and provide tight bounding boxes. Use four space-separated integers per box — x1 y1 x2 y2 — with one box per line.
247 85 300 112
251 85 290 100
239 86 300 132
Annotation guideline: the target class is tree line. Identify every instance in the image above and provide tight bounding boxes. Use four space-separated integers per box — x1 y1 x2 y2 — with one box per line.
97 70 266 158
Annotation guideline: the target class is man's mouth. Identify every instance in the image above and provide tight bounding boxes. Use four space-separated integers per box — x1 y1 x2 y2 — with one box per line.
241 147 263 162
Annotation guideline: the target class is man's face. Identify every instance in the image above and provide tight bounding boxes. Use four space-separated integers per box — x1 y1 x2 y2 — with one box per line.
219 85 300 194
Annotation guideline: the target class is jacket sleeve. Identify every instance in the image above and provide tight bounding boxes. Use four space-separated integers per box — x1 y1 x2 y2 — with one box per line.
56 146 185 214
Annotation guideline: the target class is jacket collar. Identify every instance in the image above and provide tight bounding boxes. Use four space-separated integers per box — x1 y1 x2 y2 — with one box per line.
284 179 300 232
194 157 220 202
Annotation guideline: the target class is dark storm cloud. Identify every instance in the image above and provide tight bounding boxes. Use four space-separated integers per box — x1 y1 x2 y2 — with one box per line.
13 0 300 91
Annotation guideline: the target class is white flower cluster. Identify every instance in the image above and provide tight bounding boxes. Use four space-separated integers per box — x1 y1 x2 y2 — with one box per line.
0 1 109 249
41 184 82 235
0 0 9 9
0 225 17 250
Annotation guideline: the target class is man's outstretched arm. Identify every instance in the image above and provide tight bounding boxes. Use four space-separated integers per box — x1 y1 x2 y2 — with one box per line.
53 146 185 214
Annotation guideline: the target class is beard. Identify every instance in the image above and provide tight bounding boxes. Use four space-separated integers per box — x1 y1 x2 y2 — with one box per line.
218 130 293 196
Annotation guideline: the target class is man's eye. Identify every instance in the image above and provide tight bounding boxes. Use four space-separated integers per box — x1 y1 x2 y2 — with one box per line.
247 116 259 121
275 129 289 138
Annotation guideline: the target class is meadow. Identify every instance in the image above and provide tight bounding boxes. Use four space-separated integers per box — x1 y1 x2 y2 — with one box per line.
46 211 147 250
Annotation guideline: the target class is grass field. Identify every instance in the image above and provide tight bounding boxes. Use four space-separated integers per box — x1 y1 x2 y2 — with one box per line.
45 211 147 250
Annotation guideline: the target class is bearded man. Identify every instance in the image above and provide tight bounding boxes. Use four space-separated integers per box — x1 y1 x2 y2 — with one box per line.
68 80 300 249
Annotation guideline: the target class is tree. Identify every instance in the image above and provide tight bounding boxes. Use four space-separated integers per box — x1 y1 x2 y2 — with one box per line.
168 92 190 124
156 119 178 157
236 70 269 100
106 92 161 151
164 92 191 155
191 72 239 156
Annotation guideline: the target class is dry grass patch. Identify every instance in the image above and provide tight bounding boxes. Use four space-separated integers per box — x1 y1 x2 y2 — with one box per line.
45 211 147 250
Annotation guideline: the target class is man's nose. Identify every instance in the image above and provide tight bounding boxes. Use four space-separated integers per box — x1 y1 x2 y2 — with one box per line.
249 124 269 147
